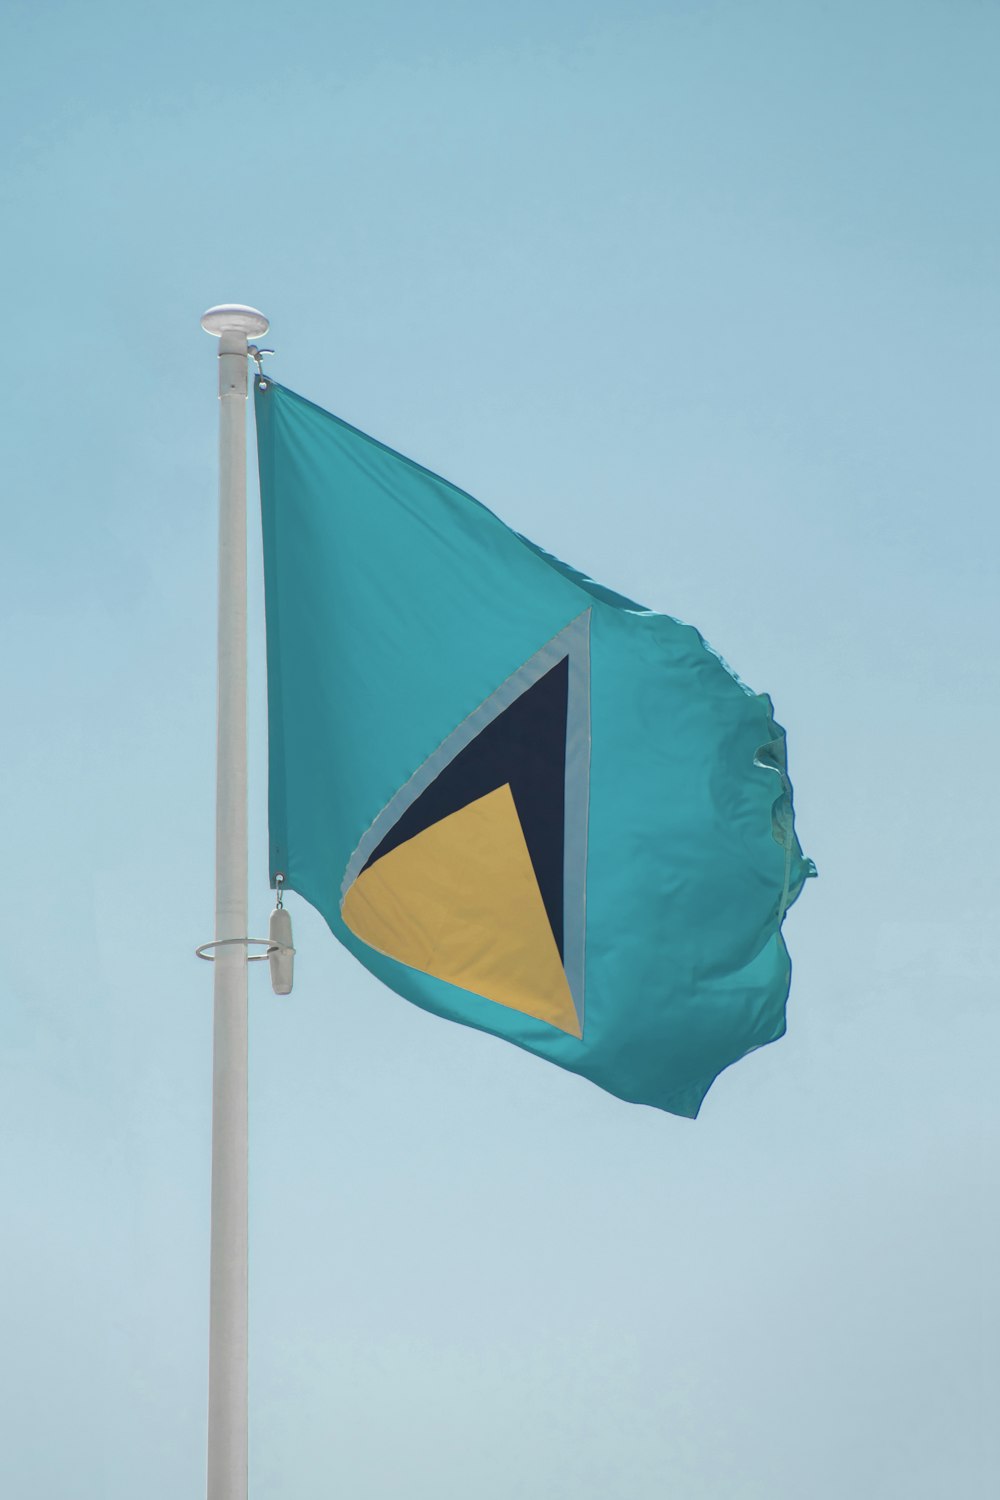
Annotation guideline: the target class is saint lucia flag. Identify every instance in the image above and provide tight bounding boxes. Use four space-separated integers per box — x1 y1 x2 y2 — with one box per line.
255 378 813 1117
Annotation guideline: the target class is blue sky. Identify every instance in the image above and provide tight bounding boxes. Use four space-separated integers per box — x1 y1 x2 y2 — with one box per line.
2 3 998 1496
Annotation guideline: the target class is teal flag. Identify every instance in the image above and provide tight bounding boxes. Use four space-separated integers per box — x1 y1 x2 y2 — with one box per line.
255 377 813 1117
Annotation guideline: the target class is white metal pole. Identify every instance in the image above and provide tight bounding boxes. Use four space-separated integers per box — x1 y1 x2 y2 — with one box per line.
200 303 269 1500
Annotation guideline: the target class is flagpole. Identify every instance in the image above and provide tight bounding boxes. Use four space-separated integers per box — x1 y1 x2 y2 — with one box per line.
201 303 269 1500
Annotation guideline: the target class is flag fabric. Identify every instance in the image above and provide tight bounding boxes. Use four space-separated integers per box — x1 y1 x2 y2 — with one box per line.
254 377 813 1117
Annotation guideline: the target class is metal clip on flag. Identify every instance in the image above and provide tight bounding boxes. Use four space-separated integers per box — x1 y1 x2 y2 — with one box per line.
268 875 294 995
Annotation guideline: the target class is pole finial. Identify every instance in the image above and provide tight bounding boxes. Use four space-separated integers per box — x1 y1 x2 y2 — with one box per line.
201 304 269 338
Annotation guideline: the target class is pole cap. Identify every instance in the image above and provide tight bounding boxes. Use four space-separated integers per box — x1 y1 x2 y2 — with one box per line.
201 304 269 338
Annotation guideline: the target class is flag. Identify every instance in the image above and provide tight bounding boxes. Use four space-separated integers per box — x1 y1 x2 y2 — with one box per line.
255 378 813 1117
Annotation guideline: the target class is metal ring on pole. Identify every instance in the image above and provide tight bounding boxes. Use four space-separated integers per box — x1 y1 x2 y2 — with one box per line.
195 936 296 963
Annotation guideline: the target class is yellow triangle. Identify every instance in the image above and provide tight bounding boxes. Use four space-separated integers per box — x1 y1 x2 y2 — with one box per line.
342 784 581 1037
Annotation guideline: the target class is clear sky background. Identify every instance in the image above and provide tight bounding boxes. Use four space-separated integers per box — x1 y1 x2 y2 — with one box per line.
2 2 998 1496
